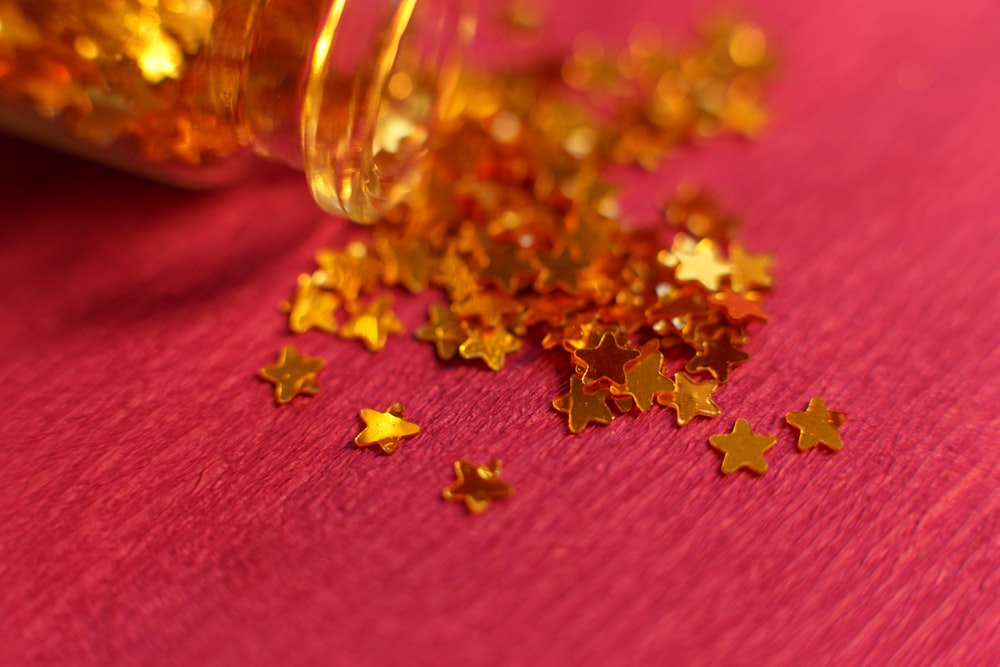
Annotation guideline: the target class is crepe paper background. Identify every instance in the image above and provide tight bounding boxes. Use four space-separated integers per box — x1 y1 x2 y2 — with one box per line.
1 0 998 664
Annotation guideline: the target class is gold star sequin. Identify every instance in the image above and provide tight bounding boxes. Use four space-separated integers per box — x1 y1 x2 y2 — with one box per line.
354 402 421 454
707 288 768 322
281 273 339 333
534 248 587 293
686 335 750 383
610 349 674 412
458 324 522 371
728 242 774 293
340 295 404 352
786 396 845 451
443 460 514 514
674 238 730 291
657 371 721 426
573 333 640 385
552 375 615 433
708 418 776 475
259 346 325 405
415 304 468 360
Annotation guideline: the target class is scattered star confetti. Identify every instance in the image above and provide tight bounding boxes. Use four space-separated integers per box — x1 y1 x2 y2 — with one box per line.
339 295 404 352
354 402 421 454
553 375 616 433
708 418 777 475
786 396 845 452
442 460 514 514
657 372 722 426
259 346 325 405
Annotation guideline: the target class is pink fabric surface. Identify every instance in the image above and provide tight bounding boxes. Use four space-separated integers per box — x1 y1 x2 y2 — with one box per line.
1 0 999 665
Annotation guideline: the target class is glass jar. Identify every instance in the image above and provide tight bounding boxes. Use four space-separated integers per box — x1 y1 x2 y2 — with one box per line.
0 0 471 222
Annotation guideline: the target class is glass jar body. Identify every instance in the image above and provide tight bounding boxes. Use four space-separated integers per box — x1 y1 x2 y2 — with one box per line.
0 0 467 221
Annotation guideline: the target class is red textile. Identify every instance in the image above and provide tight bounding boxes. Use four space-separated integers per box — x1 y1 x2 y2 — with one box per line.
1 0 998 665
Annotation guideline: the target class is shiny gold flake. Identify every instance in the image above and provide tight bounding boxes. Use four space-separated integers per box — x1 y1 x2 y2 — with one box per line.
442 460 514 514
708 418 776 475
259 346 325 405
786 397 845 452
354 402 421 454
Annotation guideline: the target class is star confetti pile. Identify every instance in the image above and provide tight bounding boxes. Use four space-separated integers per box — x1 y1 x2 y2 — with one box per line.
263 17 845 503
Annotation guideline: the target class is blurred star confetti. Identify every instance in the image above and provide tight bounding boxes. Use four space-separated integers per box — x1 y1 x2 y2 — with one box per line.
355 402 421 454
786 397 845 452
259 346 325 405
443 460 515 514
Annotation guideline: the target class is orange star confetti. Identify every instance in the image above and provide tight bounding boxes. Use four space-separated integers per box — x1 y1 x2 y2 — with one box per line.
708 418 777 475
610 348 674 412
686 335 750 383
442 460 514 514
552 375 615 433
281 273 339 334
727 241 774 293
340 295 404 352
786 397 845 452
415 304 468 361
573 333 640 385
259 346 325 405
354 402 421 454
458 324 522 371
657 372 721 426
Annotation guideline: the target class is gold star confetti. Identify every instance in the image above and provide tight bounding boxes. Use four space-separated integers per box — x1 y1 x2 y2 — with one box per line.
442 460 514 514
658 372 721 426
674 238 730 291
281 273 339 334
573 333 641 385
259 346 325 405
610 348 674 412
552 375 615 433
415 304 468 360
786 396 845 452
340 295 404 352
728 241 774 293
686 334 750 383
354 402 421 454
458 324 523 371
708 418 777 475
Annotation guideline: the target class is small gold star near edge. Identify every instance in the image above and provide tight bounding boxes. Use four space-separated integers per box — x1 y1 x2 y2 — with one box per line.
552 375 615 433
354 402 421 454
708 418 776 475
442 460 514 514
657 371 721 426
340 295 404 352
259 346 325 405
786 396 845 451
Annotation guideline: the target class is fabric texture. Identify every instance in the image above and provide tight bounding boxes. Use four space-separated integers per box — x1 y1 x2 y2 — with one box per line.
1 0 998 665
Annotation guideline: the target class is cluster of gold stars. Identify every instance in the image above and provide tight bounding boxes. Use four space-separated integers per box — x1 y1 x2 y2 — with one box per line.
261 17 842 504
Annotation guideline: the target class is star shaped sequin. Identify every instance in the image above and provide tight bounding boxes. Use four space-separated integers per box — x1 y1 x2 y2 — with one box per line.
610 349 674 411
552 375 615 433
786 396 845 451
727 241 773 293
674 238 730 291
534 248 587 293
442 460 514 514
708 418 776 475
354 402 421 454
573 333 640 385
282 273 339 333
415 304 467 360
458 324 522 371
686 335 749 383
657 371 721 425
340 295 404 352
259 346 325 404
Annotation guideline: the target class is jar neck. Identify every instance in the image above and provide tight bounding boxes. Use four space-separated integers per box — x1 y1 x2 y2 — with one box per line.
239 0 469 222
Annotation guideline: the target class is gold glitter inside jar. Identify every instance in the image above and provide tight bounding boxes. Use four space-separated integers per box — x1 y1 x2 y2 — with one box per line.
0 0 468 221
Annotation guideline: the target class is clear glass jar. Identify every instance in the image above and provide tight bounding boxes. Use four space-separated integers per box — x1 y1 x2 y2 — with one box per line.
0 0 471 222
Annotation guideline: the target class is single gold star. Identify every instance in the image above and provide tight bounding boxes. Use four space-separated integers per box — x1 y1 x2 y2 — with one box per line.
415 304 468 360
686 335 749 383
657 371 721 426
458 324 522 371
552 375 615 433
610 349 674 411
573 333 640 385
674 238 730 291
259 346 325 405
281 273 339 333
442 460 514 514
340 295 404 352
727 241 773 293
354 402 421 454
786 396 845 451
708 418 776 475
